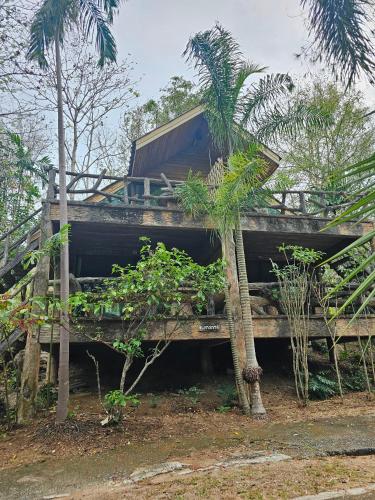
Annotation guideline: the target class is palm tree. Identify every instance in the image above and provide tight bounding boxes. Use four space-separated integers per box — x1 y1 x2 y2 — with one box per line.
300 1 375 317
27 0 120 423
177 149 269 415
183 24 301 416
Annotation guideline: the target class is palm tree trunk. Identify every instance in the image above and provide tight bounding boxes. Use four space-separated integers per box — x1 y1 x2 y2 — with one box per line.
222 231 251 415
234 215 266 416
55 35 70 423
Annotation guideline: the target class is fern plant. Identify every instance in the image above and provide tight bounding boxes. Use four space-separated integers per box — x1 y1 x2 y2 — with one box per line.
308 371 338 399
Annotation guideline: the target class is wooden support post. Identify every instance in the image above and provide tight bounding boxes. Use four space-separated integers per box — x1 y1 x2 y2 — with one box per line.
18 204 52 423
200 345 214 375
143 178 150 206
207 295 215 316
45 347 57 385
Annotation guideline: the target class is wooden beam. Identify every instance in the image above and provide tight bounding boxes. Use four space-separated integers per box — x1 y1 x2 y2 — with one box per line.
39 315 375 344
49 202 372 238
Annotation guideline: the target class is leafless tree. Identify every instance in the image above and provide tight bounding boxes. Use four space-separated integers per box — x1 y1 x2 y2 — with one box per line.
28 32 137 185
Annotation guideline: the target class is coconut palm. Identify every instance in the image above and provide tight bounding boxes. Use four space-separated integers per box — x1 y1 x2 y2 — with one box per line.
26 0 120 423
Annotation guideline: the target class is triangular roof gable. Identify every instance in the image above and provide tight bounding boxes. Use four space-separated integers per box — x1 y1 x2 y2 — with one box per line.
128 105 281 179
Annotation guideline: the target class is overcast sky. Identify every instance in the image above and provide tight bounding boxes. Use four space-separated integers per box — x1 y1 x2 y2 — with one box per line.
113 0 308 98
111 0 375 105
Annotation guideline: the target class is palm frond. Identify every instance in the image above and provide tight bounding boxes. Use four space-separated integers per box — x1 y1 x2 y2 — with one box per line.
79 0 117 66
27 0 77 68
240 73 294 127
183 23 243 153
214 145 267 232
301 0 375 86
254 101 329 142
96 0 121 23
175 172 211 218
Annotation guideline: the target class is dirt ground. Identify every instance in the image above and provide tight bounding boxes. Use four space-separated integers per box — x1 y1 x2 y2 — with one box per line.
1 377 375 499
1 377 375 470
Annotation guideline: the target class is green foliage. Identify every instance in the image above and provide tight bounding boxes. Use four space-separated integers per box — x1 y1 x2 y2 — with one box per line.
178 386 205 406
217 383 237 407
216 405 231 413
70 238 225 321
175 172 211 218
276 80 375 192
342 368 367 392
309 371 338 400
322 152 375 320
214 146 269 231
23 224 70 269
37 383 58 409
272 245 324 284
104 390 139 422
27 0 119 69
0 131 49 236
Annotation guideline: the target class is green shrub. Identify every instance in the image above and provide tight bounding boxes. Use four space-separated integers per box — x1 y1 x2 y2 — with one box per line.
104 390 139 423
342 369 367 392
37 383 58 409
309 371 338 399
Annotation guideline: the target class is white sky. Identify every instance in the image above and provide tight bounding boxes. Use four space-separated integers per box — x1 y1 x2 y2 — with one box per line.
112 0 375 105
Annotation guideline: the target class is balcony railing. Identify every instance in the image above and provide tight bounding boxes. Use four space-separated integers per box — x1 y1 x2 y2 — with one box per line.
46 168 360 220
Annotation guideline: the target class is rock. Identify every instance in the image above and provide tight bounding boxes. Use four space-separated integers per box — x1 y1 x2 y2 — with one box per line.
250 296 270 307
16 475 43 484
265 305 279 316
217 452 291 468
128 461 186 482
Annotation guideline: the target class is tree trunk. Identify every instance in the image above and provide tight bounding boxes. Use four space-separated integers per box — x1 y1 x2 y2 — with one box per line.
18 209 52 423
55 36 70 423
222 231 251 415
234 217 266 416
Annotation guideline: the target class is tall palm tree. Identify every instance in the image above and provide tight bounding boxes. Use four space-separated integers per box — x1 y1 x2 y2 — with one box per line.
27 0 120 423
300 1 375 317
177 150 269 415
184 24 303 416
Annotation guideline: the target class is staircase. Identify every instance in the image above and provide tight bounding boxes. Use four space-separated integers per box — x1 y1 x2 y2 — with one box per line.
0 208 42 293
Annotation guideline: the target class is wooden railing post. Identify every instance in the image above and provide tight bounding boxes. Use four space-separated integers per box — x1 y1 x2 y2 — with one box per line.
281 192 286 215
123 177 129 205
299 192 307 214
47 168 56 201
143 178 150 206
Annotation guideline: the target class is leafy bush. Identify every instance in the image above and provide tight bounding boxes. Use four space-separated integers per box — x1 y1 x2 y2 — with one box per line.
309 371 338 399
37 383 58 409
104 390 139 423
217 383 238 407
342 369 367 392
